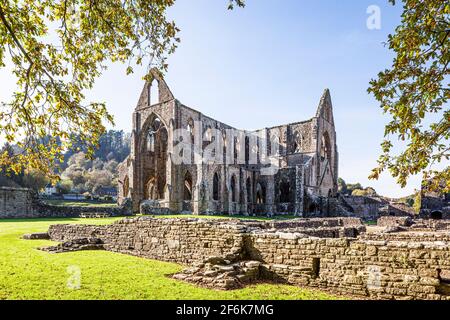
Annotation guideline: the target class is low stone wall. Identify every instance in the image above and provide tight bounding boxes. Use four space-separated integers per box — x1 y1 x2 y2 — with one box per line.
34 201 132 218
361 231 450 242
43 217 450 300
0 187 132 218
377 217 450 232
49 218 247 264
48 224 108 241
377 216 413 227
247 231 449 300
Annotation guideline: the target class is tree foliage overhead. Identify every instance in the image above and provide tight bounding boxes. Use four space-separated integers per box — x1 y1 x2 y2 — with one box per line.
368 0 449 193
0 0 244 179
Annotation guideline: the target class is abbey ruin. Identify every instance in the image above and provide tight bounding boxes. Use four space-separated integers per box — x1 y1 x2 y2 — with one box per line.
118 69 338 216
12 70 450 301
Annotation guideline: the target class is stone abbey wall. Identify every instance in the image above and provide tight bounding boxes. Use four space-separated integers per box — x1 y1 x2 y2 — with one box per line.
45 217 450 300
118 69 339 216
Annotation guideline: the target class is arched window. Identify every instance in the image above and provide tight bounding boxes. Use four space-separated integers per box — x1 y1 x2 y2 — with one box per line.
222 133 227 156
213 172 220 201
204 126 212 142
256 182 266 204
278 136 283 155
187 118 194 144
184 171 193 201
280 180 290 202
292 131 302 153
149 80 159 106
245 136 250 164
269 134 280 156
231 175 237 202
246 177 252 203
233 138 239 164
146 178 158 200
252 139 259 163
147 131 155 152
320 132 331 161
146 116 162 152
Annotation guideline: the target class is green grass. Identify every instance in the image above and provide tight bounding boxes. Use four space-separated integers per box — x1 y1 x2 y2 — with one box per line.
43 199 118 208
0 217 340 300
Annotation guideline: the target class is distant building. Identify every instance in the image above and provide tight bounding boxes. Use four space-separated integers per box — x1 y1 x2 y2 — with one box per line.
96 187 118 197
43 183 58 196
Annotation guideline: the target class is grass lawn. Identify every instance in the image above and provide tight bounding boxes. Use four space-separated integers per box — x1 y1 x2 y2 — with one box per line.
0 217 341 300
43 199 118 208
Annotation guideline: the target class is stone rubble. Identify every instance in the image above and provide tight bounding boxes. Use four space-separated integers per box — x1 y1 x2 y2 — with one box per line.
40 238 104 253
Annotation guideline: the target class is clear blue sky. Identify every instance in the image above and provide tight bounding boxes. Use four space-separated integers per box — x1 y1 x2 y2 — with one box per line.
0 1 431 197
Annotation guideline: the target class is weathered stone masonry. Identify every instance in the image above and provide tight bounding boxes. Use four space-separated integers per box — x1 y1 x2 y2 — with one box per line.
0 187 132 219
0 187 37 218
45 217 450 300
117 69 340 216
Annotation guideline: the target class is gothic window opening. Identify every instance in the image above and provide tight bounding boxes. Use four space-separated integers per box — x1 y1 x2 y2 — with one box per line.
269 134 280 156
256 182 266 204
184 171 193 201
204 126 212 142
146 116 163 153
245 136 250 164
146 178 158 200
278 137 283 155
213 172 220 201
223 133 227 157
147 131 155 152
246 177 252 203
187 118 194 144
233 138 239 164
149 80 159 106
231 175 237 202
280 180 290 203
252 139 259 163
320 132 331 162
293 131 302 153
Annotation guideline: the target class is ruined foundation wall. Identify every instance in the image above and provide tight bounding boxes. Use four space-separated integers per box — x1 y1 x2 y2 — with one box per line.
49 218 247 264
247 232 450 300
0 187 132 219
46 217 450 300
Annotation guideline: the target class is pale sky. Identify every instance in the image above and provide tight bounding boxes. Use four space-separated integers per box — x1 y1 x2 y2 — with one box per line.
1 0 446 197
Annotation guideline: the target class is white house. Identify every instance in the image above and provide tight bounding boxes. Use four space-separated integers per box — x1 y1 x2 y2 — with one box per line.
43 183 58 196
